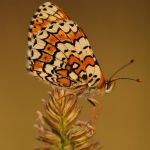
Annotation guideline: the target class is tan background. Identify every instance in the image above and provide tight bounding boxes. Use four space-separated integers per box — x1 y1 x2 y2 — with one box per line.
0 0 149 149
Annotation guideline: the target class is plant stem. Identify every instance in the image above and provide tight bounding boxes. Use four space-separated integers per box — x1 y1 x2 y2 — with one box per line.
60 115 65 150
61 138 65 150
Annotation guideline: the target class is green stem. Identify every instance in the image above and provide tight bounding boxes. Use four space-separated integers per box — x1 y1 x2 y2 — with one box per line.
61 138 65 150
60 116 66 150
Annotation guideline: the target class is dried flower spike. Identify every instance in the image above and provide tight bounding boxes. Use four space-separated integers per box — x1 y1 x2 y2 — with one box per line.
35 89 101 150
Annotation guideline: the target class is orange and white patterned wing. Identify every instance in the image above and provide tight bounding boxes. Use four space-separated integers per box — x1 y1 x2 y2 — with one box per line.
27 1 104 89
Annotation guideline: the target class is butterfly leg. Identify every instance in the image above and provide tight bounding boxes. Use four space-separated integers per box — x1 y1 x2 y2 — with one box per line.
88 98 104 127
87 97 99 107
50 84 87 100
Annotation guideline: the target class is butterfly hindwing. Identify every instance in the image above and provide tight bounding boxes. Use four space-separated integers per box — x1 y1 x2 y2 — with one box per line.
27 1 103 89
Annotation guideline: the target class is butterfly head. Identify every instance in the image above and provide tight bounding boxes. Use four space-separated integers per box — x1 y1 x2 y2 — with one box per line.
99 59 140 95
96 78 115 95
104 80 116 93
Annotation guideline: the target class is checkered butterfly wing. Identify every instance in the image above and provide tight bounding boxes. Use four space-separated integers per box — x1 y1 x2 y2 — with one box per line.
27 2 103 89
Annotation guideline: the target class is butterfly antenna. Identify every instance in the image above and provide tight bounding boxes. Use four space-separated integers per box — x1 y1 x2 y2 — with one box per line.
111 77 141 83
108 59 134 81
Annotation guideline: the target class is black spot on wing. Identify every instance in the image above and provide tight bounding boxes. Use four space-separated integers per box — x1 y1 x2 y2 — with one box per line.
82 74 87 80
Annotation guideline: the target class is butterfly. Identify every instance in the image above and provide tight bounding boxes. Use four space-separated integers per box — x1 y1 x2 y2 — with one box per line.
27 1 139 104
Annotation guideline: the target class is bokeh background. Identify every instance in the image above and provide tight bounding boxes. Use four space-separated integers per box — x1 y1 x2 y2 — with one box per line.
0 0 149 150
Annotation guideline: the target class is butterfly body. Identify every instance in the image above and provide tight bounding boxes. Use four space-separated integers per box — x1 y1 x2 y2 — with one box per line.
27 2 109 97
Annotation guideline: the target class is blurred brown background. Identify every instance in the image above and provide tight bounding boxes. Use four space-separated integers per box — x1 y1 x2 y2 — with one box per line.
0 0 149 150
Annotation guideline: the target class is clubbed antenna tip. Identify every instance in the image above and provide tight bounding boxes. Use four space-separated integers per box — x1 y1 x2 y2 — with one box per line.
130 59 134 63
108 59 136 81
136 79 141 82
